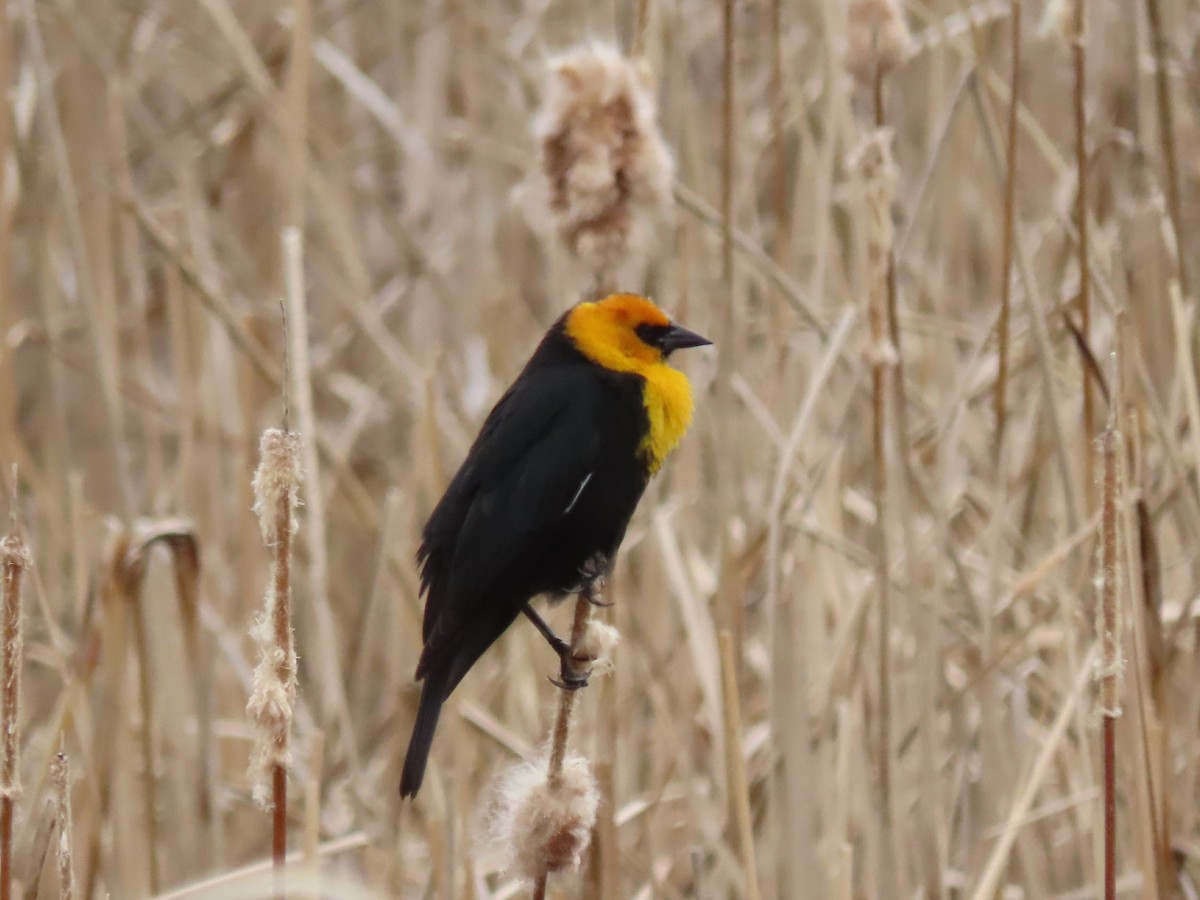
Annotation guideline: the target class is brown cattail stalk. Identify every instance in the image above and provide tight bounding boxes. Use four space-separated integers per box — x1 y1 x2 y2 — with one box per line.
51 752 75 900
848 128 899 885
483 593 613 895
0 530 27 900
520 42 670 898
532 587 597 900
247 429 302 898
846 8 910 891
1097 365 1123 900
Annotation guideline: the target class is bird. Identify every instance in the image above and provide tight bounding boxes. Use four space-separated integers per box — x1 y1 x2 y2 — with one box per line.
399 293 710 798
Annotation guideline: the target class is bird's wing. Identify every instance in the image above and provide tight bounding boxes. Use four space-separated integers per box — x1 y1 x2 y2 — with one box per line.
417 367 603 649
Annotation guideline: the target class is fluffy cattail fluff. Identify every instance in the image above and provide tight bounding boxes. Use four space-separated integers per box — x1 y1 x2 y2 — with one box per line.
51 752 75 899
846 0 915 89
247 429 302 809
0 534 28 801
847 128 900 366
527 41 674 288
486 751 600 883
572 619 619 674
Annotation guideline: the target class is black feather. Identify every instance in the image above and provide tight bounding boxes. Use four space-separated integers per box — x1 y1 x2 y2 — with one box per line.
401 316 653 796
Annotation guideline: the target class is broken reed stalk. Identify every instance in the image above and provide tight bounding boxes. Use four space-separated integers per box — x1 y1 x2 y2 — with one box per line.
532 586 595 900
247 429 302 899
1073 0 1094 499
0 531 27 900
1098 402 1122 900
995 0 1021 452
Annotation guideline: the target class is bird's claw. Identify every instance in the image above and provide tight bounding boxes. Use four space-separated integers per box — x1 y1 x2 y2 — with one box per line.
583 591 612 608
549 663 592 691
550 643 592 690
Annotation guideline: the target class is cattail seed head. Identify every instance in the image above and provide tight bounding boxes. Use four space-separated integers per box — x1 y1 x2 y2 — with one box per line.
529 41 674 285
847 128 898 254
247 428 302 809
0 534 28 800
252 429 302 544
572 619 619 674
848 128 900 361
846 0 915 89
487 751 599 883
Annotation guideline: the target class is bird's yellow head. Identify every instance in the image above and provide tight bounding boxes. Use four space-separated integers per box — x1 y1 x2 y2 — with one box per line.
565 293 711 473
564 293 711 374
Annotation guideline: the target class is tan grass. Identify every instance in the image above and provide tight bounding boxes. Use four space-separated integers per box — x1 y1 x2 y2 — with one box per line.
1 1 1199 896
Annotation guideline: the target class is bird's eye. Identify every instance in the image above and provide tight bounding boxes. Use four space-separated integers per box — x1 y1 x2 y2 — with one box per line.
635 323 671 348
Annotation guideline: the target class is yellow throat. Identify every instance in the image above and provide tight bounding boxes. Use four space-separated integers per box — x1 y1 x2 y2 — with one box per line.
564 298 697 475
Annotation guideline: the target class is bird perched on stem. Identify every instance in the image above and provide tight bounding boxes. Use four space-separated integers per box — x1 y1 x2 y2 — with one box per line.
400 293 710 797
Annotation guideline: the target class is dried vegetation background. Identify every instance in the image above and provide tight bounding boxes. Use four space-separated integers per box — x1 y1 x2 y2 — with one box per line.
1 0 1199 897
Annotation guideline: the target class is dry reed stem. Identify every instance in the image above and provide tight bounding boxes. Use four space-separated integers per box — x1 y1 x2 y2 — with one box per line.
152 833 369 900
971 646 1097 899
849 128 898 886
1073 0 1094 503
104 519 207 887
13 3 1200 896
1143 0 1187 295
0 0 13 472
0 532 27 900
283 11 361 768
303 729 324 883
1097 380 1123 900
871 70 910 472
718 630 761 900
52 752 75 900
995 0 1021 452
768 0 790 274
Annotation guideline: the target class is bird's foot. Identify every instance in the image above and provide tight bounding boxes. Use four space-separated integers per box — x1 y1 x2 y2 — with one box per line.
549 638 592 691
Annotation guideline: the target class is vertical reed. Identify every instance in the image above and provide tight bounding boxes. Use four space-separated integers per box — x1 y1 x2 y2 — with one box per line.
0 525 27 900
996 0 1021 451
1073 0 1094 497
1097 377 1123 900
52 752 75 900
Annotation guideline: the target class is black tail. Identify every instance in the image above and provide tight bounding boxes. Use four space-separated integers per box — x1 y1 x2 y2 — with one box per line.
400 666 449 798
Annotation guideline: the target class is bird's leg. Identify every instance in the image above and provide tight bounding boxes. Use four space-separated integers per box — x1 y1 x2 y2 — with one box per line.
522 604 591 690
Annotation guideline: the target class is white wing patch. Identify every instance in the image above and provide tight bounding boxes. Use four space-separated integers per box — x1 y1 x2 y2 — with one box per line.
564 472 593 514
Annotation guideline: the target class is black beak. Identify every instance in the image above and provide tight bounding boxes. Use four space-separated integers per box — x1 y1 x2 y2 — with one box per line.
661 322 713 354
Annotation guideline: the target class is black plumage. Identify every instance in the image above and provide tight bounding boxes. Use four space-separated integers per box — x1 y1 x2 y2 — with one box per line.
399 297 708 797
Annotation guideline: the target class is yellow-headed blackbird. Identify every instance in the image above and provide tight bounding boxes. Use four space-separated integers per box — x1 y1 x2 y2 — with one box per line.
399 293 710 797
